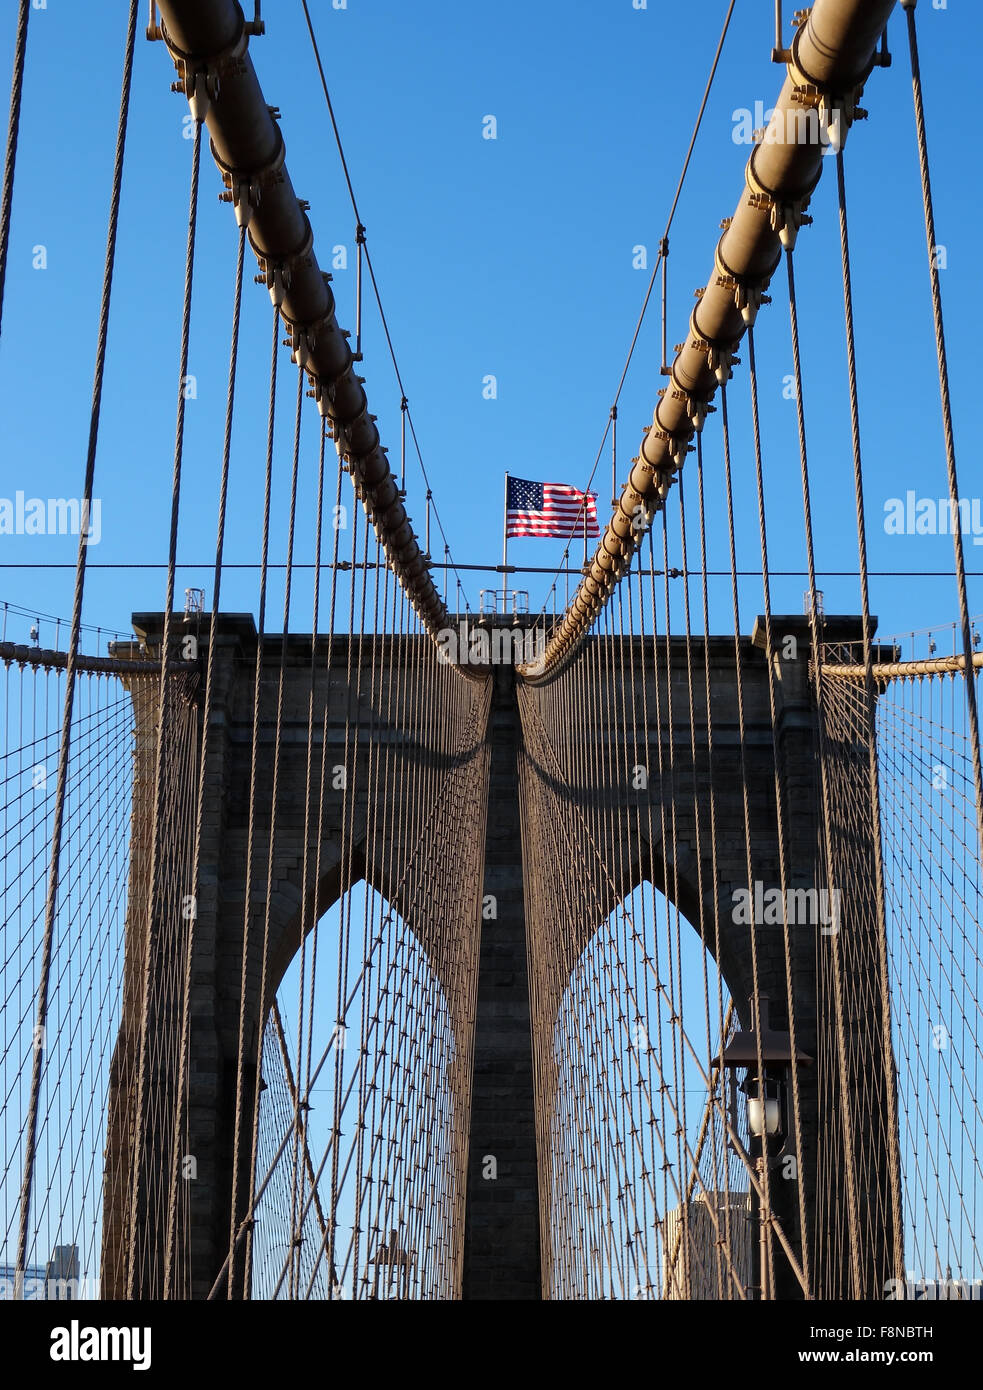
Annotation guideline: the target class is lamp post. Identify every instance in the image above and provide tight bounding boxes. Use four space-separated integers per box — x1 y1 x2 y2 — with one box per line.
744 1070 786 1144
718 996 812 1300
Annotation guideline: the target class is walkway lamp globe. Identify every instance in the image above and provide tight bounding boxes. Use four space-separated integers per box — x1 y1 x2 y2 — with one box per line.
743 1071 785 1142
718 996 812 1160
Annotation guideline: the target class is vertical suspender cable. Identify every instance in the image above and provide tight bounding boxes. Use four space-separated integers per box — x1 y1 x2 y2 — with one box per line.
834 147 905 1286
745 327 812 1296
127 110 203 1299
163 222 247 1297
355 222 364 360
659 237 669 376
785 246 863 1298
287 409 330 1297
246 361 305 1298
0 0 29 339
14 0 138 1300
610 406 617 507
227 306 280 1297
902 0 983 862
718 383 778 1298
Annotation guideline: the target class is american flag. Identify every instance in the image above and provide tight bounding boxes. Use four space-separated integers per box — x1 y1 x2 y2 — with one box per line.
505 476 600 539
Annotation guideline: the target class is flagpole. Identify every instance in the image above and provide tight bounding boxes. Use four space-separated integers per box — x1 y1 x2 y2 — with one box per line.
502 472 509 616
583 493 588 570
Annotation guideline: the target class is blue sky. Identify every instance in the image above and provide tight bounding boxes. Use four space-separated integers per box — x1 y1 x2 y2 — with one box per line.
1 0 981 652
2 2 981 1293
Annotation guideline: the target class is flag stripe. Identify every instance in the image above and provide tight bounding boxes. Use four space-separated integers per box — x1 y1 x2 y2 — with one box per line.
506 476 600 538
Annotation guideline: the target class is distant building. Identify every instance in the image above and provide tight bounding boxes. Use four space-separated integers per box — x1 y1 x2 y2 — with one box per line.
662 1191 752 1299
0 1244 80 1300
44 1245 80 1298
0 1262 48 1300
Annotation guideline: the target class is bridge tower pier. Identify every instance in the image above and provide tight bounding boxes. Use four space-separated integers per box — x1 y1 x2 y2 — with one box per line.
101 612 900 1300
461 663 541 1300
515 615 902 1300
101 614 489 1300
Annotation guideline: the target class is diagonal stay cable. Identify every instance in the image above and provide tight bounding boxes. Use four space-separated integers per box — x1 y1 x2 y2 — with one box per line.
13 0 139 1300
0 0 30 340
299 0 471 613
530 0 737 626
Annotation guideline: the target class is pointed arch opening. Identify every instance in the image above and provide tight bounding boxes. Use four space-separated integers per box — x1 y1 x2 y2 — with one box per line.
250 878 467 1301
536 879 753 1301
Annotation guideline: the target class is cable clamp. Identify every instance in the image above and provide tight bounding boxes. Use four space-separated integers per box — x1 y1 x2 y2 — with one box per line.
745 187 813 253
282 312 331 371
713 238 776 326
162 9 250 122
784 20 875 154
249 216 314 309
212 123 286 229
745 141 821 250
